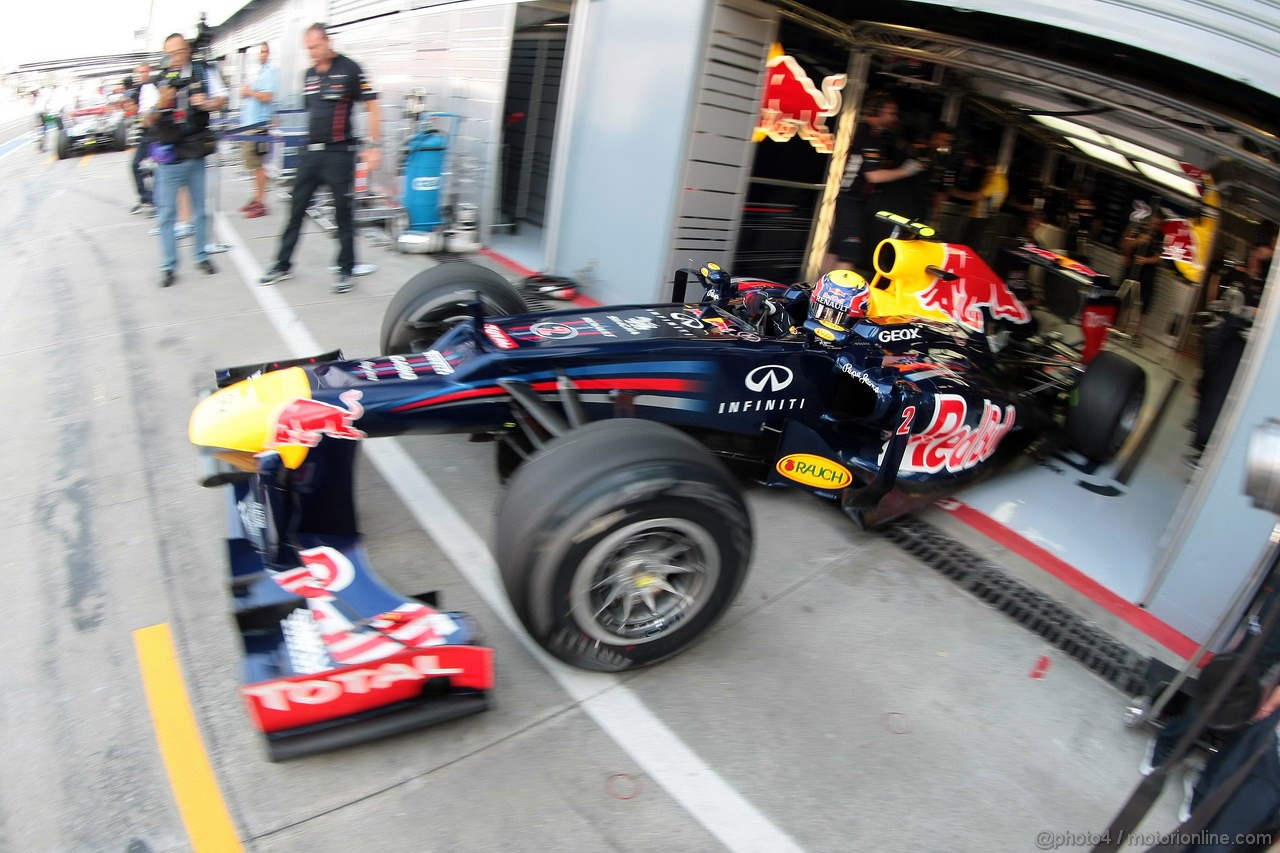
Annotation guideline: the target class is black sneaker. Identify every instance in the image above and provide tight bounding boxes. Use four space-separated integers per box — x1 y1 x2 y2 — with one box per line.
160 269 175 288
332 273 353 293
259 264 291 286
1183 450 1203 471
196 259 216 275
130 202 147 215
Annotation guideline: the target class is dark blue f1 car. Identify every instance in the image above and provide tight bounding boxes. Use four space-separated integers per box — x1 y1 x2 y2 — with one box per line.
189 215 1144 755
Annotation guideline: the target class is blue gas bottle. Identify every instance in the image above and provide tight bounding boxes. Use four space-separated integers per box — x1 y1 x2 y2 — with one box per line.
403 128 448 230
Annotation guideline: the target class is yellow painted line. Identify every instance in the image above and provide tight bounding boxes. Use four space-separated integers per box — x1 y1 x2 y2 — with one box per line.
45 154 56 164
133 623 243 852
78 152 93 168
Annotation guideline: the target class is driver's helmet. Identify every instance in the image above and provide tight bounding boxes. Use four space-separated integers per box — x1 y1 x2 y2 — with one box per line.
805 269 871 344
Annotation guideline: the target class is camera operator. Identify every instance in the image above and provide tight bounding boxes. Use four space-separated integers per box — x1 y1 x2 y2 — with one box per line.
144 32 227 288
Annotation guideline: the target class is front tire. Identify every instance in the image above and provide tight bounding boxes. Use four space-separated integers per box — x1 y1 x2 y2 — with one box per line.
1066 350 1146 461
380 261 527 354
496 420 753 672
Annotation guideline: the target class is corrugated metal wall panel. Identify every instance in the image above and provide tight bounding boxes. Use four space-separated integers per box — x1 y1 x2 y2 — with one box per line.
906 0 1280 92
329 0 403 26
666 0 778 278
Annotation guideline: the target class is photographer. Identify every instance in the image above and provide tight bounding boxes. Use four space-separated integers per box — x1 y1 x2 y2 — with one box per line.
144 32 227 288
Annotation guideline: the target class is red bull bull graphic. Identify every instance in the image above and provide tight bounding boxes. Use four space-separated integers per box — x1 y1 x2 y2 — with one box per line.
753 43 847 154
917 246 1032 333
272 389 366 448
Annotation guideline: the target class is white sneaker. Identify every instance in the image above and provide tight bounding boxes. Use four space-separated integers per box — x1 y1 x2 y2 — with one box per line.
1179 765 1201 822
175 222 194 240
1139 737 1159 777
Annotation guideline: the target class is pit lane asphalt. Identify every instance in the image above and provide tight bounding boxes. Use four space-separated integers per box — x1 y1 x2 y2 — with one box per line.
0 141 1187 852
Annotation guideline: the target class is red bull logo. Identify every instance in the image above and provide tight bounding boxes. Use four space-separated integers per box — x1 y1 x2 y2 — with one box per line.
272 389 366 447
917 246 1032 333
753 44 847 154
896 394 1016 474
1161 218 1197 265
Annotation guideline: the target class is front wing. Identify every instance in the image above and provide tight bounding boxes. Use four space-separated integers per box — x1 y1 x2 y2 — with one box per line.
214 443 494 761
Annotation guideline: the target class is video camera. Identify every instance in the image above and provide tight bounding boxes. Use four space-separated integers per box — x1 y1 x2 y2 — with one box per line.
157 13 219 91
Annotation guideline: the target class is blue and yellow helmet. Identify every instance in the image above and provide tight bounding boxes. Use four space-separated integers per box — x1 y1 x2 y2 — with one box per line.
805 269 871 343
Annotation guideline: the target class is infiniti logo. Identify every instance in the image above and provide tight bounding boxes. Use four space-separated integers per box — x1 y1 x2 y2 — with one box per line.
745 364 794 393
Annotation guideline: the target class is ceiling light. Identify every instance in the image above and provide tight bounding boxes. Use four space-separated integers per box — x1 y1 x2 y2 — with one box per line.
1066 137 1136 171
1102 135 1185 172
1032 115 1108 145
1134 161 1201 197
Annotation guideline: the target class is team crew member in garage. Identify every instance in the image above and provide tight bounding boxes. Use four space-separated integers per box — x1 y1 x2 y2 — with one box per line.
259 23 380 294
824 91 923 275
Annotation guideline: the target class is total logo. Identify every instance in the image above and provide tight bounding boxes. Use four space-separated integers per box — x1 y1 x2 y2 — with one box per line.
242 654 466 712
776 453 852 489
483 323 518 350
411 176 441 191
878 327 920 343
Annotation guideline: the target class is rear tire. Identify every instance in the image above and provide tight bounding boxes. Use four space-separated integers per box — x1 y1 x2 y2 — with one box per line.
380 261 527 354
1066 350 1146 461
56 131 72 160
497 419 753 672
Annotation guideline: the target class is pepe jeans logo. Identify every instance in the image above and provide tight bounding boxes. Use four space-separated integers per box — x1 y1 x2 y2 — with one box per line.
745 365 793 393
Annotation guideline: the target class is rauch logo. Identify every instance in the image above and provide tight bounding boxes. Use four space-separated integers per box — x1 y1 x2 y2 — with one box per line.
776 453 852 489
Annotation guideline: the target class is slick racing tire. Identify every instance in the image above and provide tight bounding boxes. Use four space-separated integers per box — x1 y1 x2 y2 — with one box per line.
113 123 128 152
496 419 753 672
56 131 72 160
1066 350 1146 462
380 261 528 354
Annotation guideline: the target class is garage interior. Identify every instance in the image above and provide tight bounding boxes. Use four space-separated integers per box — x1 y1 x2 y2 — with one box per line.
714 0 1280 666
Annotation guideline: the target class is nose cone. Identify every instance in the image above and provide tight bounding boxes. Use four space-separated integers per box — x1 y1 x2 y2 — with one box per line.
189 366 312 469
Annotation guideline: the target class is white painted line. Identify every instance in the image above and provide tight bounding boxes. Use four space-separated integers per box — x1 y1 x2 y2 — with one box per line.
0 132 34 162
215 212 804 853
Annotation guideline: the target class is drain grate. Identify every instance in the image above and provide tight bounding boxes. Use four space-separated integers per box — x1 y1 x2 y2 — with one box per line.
880 516 1149 695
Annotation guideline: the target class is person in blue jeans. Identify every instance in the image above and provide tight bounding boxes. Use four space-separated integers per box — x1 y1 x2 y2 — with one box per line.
144 32 227 287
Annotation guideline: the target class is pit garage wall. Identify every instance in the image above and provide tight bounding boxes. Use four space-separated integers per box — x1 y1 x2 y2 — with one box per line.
210 0 517 246
548 0 716 303
903 0 1280 92
1142 268 1280 645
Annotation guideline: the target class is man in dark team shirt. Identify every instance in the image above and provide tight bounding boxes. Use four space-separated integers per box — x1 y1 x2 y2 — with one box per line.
824 91 923 275
260 23 380 293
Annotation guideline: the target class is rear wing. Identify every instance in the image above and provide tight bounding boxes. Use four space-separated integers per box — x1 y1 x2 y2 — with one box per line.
1003 241 1114 292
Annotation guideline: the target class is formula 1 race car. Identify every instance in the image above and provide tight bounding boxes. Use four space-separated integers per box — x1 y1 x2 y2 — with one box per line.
189 215 1144 750
53 101 129 159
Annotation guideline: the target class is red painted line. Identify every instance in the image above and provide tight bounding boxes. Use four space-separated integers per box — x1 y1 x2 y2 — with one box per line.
940 500 1201 660
478 248 601 308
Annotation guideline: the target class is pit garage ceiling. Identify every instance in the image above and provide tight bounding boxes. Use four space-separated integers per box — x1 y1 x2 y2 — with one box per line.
776 0 1280 219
